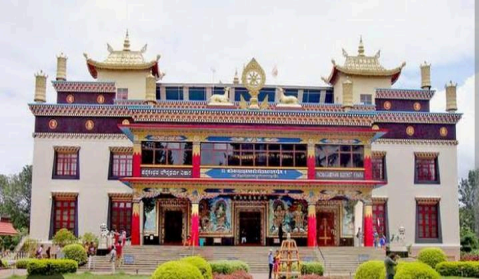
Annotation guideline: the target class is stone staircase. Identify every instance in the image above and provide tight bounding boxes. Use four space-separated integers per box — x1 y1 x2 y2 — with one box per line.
81 245 385 275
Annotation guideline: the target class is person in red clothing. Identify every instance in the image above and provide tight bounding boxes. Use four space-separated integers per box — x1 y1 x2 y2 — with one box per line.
114 240 123 266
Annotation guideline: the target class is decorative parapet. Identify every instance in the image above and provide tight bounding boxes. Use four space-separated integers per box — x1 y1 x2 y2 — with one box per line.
33 133 128 140
414 152 439 159
51 191 79 199
375 112 461 124
376 88 435 100
52 81 116 93
372 151 387 158
29 104 130 117
53 146 80 153
109 146 133 153
415 196 441 205
374 139 458 145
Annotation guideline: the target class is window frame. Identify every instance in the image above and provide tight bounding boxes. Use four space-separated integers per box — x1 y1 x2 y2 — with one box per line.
414 155 440 184
109 152 133 179
53 197 77 235
109 199 132 237
141 141 193 166
165 86 184 100
53 151 80 180
372 154 387 181
372 201 388 238
116 88 128 100
360 94 372 105
315 145 364 168
188 87 206 101
415 202 442 243
302 89 321 103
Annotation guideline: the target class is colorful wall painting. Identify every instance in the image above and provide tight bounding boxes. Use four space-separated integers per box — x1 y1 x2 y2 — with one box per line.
268 197 308 237
341 200 356 237
199 197 232 236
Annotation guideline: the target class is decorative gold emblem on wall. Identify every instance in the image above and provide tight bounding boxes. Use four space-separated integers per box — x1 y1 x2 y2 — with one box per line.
372 124 379 130
413 102 421 111
85 120 95 130
241 58 266 110
66 94 75 104
383 101 391 110
439 127 448 137
122 119 130 125
48 119 58 130
97 94 105 104
406 126 415 136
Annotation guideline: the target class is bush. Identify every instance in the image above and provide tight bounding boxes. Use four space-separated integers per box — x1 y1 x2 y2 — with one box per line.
354 260 385 279
16 259 33 269
52 228 77 247
26 259 77 275
213 270 253 279
62 243 87 266
417 247 447 268
461 230 479 252
182 256 213 279
436 261 479 277
300 275 328 279
301 262 324 275
80 232 99 246
461 253 479 261
152 260 203 279
21 238 38 258
395 262 440 279
210 260 250 274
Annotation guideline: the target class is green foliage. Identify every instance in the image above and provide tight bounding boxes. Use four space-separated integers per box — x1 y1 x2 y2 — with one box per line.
395 262 440 279
53 228 77 247
301 262 324 275
26 259 77 275
0 165 32 229
436 261 479 277
417 247 447 268
181 256 213 279
62 243 87 265
458 169 479 234
209 260 250 274
15 259 33 269
21 238 38 258
354 260 385 279
461 229 479 252
151 260 203 279
80 232 99 246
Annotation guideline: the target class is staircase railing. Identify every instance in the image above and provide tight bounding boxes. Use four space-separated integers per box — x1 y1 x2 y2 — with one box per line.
315 244 328 274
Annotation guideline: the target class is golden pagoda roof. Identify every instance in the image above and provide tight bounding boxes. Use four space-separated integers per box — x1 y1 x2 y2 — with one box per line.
84 31 163 79
323 37 406 85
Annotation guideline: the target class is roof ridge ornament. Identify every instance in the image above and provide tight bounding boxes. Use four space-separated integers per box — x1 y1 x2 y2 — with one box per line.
123 29 130 51
358 36 365 56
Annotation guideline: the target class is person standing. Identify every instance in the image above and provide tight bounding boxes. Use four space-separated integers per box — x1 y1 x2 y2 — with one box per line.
45 247 51 259
268 249 274 279
273 250 280 279
109 245 117 273
35 244 43 259
278 223 284 245
88 242 96 270
384 253 398 279
355 228 363 247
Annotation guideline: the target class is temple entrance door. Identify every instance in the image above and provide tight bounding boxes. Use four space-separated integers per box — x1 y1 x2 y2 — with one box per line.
317 212 336 246
164 211 183 244
239 212 261 245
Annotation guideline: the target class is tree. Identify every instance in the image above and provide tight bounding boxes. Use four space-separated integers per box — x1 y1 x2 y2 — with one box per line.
458 169 479 235
0 165 32 230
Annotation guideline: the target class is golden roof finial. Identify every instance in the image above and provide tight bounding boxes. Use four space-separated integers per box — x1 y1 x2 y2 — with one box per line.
358 35 365 56
123 29 130 51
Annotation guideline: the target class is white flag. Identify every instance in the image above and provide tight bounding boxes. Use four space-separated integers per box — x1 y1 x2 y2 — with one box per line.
272 65 278 78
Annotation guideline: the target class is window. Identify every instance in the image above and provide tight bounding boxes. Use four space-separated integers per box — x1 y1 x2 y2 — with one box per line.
373 202 387 237
110 200 132 236
284 89 298 98
234 87 250 102
141 142 193 165
302 89 321 103
414 153 440 183
417 203 439 239
212 87 225 96
53 198 76 234
315 145 364 168
165 87 184 100
201 143 307 167
116 88 128 100
360 94 372 105
109 153 133 179
189 87 206 101
372 154 386 180
324 90 334 104
258 88 275 102
53 151 79 179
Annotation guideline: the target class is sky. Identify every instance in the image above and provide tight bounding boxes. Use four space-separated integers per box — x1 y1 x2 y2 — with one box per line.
0 0 475 180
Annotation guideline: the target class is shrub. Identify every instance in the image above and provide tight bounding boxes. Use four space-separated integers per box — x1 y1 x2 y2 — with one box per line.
417 247 447 268
16 259 33 269
395 262 440 279
301 262 324 275
62 243 87 266
436 261 479 278
26 259 77 275
210 260 250 274
213 270 253 279
80 232 99 246
461 230 479 252
182 256 213 279
152 260 203 279
21 238 38 258
461 253 479 261
52 228 77 247
354 260 385 279
300 275 328 279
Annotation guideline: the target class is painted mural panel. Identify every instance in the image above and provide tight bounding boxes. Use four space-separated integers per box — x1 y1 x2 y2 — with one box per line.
268 197 308 237
341 201 356 237
199 197 232 236
143 199 157 234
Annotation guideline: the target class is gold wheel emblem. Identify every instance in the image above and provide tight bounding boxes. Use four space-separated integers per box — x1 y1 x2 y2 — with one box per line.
66 94 75 104
97 94 105 104
85 120 95 130
413 102 421 111
383 101 391 110
48 119 58 130
241 58 266 109
439 127 448 137
406 126 415 136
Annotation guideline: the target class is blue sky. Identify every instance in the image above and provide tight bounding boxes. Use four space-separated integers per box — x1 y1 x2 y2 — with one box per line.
0 0 475 179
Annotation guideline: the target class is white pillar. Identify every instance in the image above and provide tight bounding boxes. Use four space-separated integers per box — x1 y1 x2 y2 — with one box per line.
354 200 364 247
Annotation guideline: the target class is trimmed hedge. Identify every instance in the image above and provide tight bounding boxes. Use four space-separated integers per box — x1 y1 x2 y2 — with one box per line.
26 259 78 275
15 259 33 269
354 260 385 279
210 260 250 274
63 243 87 266
213 270 253 279
152 260 203 279
436 261 479 278
417 247 447 269
301 262 324 275
395 262 440 279
181 256 213 279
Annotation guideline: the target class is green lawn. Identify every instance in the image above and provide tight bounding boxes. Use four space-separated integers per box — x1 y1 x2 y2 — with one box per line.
8 272 150 279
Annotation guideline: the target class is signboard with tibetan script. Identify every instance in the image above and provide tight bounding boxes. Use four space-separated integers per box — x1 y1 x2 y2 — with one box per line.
141 168 192 178
203 168 305 180
316 170 364 180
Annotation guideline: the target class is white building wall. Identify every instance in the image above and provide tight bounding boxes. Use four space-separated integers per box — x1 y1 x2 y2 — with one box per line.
372 141 460 258
30 136 132 242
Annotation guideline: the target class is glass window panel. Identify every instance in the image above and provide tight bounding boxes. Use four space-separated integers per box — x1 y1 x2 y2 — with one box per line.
241 152 254 166
282 145 293 151
155 150 166 164
241 144 254 150
269 144 280 151
340 153 352 167
281 153 294 167
228 152 241 166
352 154 364 167
255 152 268 166
295 152 307 167
295 145 307 151
268 152 281 167
340 145 351 152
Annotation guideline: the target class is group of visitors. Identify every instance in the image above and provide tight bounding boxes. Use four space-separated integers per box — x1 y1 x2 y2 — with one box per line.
268 249 281 279
35 244 51 259
109 229 128 271
355 228 387 248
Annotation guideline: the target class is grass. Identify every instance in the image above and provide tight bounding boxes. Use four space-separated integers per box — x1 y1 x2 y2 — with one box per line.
7 272 151 279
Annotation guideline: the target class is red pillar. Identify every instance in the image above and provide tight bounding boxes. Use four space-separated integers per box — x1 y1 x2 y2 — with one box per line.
131 201 141 245
191 203 199 246
133 142 141 177
192 142 201 178
307 203 317 247
363 203 373 247
307 143 316 179
364 144 372 180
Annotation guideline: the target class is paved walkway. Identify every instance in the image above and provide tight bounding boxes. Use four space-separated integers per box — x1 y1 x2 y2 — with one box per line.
0 268 27 278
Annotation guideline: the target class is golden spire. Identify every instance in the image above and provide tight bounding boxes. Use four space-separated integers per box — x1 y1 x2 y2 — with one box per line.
233 69 239 84
358 36 365 56
123 29 130 51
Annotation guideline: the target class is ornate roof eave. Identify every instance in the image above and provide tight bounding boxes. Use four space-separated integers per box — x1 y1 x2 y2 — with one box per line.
374 112 462 124
376 88 435 100
322 62 405 85
51 81 116 93
85 56 160 79
28 103 132 117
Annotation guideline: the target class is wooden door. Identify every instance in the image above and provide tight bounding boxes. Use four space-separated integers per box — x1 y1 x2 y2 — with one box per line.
317 212 335 246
